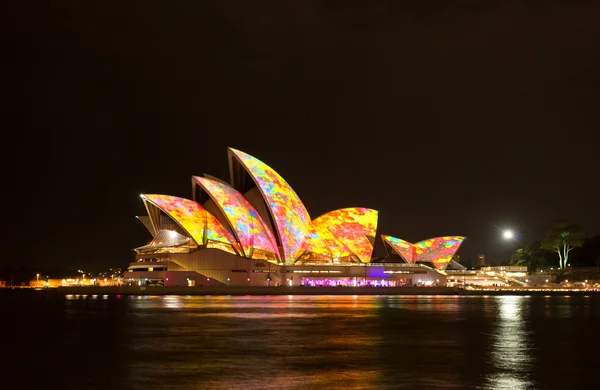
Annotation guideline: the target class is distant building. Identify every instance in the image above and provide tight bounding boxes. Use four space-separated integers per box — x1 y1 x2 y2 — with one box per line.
30 278 123 288
563 267 600 283
481 266 527 278
477 254 486 267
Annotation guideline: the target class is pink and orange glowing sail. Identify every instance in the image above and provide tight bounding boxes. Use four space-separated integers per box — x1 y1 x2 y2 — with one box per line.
229 148 310 263
141 194 240 254
382 235 415 263
414 236 465 270
309 208 378 263
193 176 279 260
382 235 465 270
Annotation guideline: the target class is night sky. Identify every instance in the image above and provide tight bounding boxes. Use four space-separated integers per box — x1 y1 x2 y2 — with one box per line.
6 1 600 271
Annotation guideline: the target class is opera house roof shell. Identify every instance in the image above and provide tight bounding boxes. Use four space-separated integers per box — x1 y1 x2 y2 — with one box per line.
137 148 378 265
136 147 464 267
381 235 465 271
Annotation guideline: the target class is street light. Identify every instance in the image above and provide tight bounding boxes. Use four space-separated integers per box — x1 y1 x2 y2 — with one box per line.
499 229 519 265
502 230 514 240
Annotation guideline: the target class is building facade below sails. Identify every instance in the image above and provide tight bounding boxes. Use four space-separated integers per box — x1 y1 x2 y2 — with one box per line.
125 148 465 287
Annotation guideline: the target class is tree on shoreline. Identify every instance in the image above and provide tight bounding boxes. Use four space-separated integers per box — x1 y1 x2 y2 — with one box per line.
541 220 584 270
510 242 548 273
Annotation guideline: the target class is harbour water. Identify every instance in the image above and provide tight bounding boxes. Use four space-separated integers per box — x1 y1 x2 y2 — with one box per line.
3 292 599 389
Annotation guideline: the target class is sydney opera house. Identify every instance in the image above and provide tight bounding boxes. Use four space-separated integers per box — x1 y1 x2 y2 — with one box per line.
125 148 465 287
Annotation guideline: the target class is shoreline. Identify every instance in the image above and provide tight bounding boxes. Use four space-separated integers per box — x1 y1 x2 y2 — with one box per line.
2 286 599 296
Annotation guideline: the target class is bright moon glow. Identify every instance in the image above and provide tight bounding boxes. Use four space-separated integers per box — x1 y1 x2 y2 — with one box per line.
502 230 514 240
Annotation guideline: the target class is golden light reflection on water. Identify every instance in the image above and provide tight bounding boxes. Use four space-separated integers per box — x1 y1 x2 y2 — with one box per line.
109 295 484 315
385 295 463 312
187 312 353 318
485 296 534 389
121 295 387 389
196 368 383 390
64 294 600 389
163 296 183 309
124 295 389 311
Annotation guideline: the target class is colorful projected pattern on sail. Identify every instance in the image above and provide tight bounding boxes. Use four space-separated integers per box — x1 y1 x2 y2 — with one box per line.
142 194 240 253
382 235 415 263
309 208 378 263
414 236 465 270
193 176 279 260
229 148 310 263
302 222 353 259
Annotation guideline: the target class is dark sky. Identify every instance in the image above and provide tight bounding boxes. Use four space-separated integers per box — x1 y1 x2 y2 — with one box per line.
6 1 600 271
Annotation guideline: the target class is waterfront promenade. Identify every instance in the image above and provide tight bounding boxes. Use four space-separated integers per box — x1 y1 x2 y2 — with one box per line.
2 285 599 296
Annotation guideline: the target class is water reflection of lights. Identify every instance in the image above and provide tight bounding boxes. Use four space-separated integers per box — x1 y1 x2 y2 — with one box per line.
190 312 330 318
485 296 534 389
163 295 182 309
122 295 393 312
383 296 463 312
